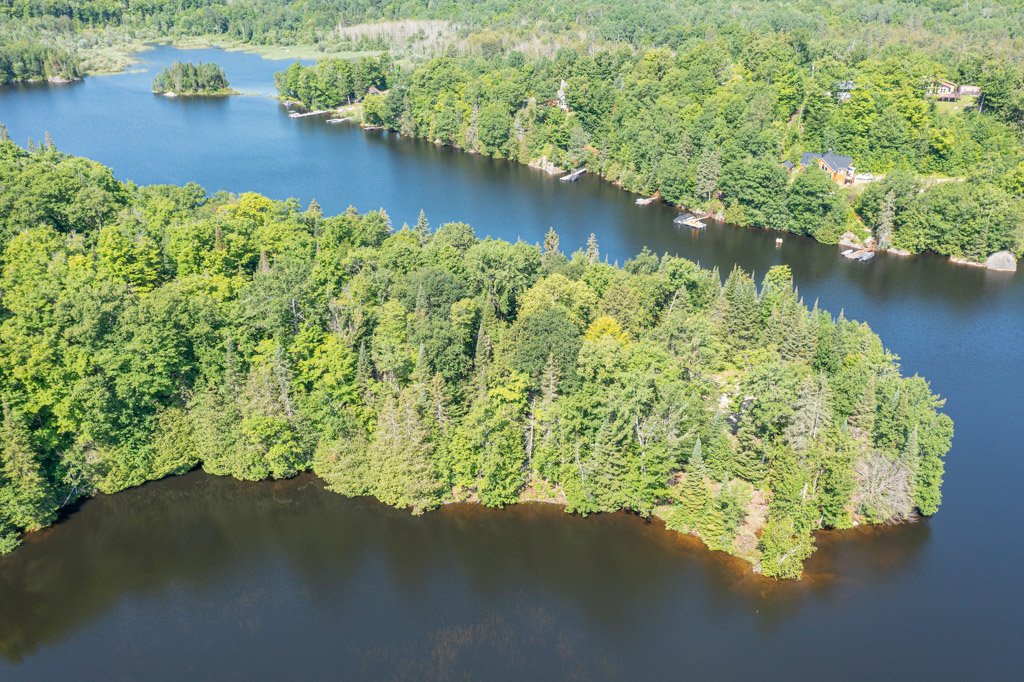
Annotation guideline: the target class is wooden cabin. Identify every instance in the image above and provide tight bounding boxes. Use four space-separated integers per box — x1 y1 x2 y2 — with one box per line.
798 151 855 187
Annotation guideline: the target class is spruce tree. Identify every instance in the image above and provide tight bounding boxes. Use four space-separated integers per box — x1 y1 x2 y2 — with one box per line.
785 374 833 451
699 486 729 551
680 438 709 529
0 405 56 532
586 233 599 263
367 389 441 514
722 267 760 351
414 209 430 244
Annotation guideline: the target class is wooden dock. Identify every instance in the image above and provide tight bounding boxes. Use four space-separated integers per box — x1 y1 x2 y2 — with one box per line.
288 109 330 119
560 168 587 182
673 213 706 229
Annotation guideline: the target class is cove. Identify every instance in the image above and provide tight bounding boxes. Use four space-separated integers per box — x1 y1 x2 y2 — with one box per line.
1 45 1022 677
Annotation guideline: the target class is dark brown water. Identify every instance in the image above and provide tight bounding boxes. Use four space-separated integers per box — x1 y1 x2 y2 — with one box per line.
0 472 939 679
1 46 1022 678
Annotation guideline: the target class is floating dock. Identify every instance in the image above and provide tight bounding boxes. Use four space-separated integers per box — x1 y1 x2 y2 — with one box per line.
673 212 706 229
560 168 587 182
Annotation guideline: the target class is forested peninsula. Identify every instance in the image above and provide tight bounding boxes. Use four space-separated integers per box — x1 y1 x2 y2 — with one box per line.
152 61 231 96
0 140 952 578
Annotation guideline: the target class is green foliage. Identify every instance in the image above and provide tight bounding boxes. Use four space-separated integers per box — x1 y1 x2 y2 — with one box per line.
0 142 954 579
152 61 230 95
759 515 816 579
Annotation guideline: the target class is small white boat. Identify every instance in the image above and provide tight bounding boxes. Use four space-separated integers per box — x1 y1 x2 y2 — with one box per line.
635 196 656 206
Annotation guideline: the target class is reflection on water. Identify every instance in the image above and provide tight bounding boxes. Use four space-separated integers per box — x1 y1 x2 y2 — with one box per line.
1 43 1023 678
0 472 929 677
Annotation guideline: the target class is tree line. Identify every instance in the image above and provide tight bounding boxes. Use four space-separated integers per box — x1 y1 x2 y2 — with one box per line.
0 40 80 84
280 48 1024 260
274 55 390 109
0 141 953 578
152 61 230 95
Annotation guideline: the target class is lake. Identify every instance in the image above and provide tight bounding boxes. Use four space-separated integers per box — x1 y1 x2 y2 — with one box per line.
1 45 1022 678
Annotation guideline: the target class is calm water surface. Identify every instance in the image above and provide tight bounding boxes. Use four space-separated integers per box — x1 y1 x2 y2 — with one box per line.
1 45 1022 678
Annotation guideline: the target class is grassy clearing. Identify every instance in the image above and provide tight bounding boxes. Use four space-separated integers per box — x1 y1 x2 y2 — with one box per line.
934 95 978 115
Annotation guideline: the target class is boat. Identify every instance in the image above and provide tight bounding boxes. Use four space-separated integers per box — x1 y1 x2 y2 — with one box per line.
560 168 587 182
327 117 353 124
842 248 875 261
673 212 706 229
635 196 656 206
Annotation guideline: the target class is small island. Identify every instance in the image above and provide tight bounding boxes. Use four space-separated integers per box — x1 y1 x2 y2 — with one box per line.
152 60 233 96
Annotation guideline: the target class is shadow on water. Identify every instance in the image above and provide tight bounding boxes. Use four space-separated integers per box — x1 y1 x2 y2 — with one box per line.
0 472 930 676
0 44 1022 678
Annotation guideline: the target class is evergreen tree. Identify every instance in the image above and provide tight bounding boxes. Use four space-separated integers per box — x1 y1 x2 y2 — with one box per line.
722 267 760 352
759 515 815 579
366 388 441 513
586 232 599 263
680 438 709 529
0 405 56 533
414 209 430 244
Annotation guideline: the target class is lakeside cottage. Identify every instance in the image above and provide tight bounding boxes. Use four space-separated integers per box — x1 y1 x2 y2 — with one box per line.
797 151 856 187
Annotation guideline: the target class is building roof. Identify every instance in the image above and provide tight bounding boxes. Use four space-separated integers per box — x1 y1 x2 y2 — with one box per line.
782 160 795 170
800 151 853 172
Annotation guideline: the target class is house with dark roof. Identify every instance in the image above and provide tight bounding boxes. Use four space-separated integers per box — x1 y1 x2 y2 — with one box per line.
798 151 855 187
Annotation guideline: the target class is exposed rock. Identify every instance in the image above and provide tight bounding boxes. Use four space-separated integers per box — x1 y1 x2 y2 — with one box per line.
528 155 565 176
949 256 986 268
986 250 1017 272
839 231 863 248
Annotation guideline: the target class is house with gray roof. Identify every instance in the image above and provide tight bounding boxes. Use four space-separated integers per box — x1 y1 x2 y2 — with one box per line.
798 151 856 187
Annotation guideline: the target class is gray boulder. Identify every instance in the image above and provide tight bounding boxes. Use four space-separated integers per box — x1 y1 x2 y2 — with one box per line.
986 251 1018 272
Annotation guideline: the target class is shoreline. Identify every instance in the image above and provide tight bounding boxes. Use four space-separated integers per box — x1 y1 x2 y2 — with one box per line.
311 111 1017 270
14 464 922 582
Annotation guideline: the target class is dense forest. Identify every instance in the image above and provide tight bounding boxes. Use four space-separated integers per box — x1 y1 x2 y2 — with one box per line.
0 140 952 578
279 49 1024 260
0 41 80 84
3 1 1023 258
152 60 230 95
275 54 390 108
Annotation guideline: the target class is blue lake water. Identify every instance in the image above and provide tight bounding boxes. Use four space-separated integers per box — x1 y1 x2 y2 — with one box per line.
0 44 1022 678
